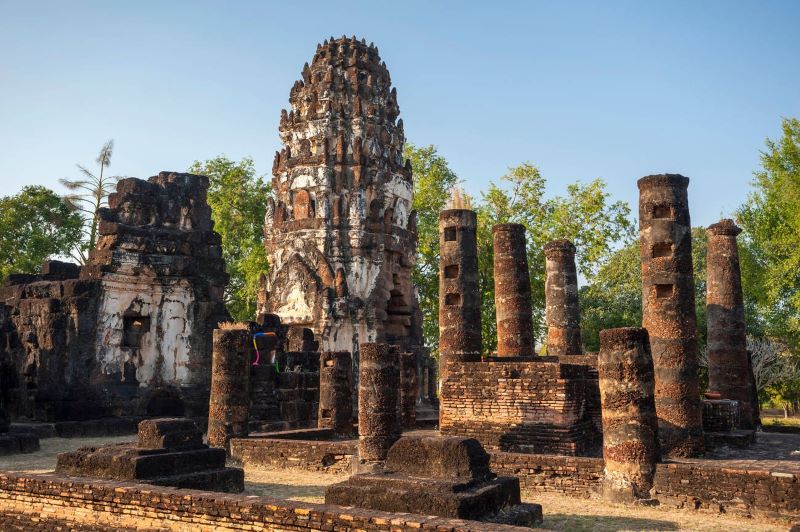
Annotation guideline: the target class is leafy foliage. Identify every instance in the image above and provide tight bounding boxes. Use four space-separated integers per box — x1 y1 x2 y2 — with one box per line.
189 156 271 321
0 186 83 282
476 164 634 354
737 117 800 350
406 143 460 352
60 140 122 264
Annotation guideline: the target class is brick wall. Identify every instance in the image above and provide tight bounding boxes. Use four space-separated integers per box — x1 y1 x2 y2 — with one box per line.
0 473 532 532
440 358 597 455
490 452 604 496
230 430 356 474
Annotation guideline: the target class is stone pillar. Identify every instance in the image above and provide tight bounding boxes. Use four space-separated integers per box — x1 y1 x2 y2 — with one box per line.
358 343 401 462
638 174 704 457
545 239 583 356
706 219 757 430
493 224 535 357
318 351 353 436
439 209 482 381
400 351 417 428
208 327 252 451
598 327 660 502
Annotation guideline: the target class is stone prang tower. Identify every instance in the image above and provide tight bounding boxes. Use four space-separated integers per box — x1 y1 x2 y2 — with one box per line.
261 37 423 376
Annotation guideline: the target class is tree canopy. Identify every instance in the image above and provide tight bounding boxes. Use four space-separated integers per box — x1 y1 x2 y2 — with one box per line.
0 186 83 283
189 156 271 321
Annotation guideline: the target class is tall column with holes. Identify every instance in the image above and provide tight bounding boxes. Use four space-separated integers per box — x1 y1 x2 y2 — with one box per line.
638 174 703 457
438 209 482 384
493 224 535 357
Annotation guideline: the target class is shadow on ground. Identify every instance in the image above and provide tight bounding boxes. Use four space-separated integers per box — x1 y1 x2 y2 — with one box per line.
541 513 680 531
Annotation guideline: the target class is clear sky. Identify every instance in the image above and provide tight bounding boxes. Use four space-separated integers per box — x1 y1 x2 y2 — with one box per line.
1 0 798 228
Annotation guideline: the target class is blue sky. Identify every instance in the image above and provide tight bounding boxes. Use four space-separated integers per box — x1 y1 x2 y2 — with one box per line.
1 0 798 228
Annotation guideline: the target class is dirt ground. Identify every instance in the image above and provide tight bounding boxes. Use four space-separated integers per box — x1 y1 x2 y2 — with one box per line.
1 435 793 532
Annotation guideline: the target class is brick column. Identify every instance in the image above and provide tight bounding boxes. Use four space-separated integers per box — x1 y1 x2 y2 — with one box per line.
598 327 660 502
706 219 757 429
545 239 583 356
400 352 417 429
439 209 482 382
318 351 353 436
208 327 251 451
638 174 703 457
493 224 535 357
358 343 401 462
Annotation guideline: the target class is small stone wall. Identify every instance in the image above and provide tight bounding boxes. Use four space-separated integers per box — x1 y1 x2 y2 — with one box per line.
230 430 356 474
440 358 597 455
0 473 529 531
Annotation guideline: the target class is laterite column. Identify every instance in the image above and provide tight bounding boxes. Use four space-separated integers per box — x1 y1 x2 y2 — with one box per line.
545 239 583 356
358 343 401 462
439 209 482 382
400 351 417 428
493 224 535 356
598 328 660 502
318 351 354 436
706 219 757 429
638 174 703 457
208 327 251 451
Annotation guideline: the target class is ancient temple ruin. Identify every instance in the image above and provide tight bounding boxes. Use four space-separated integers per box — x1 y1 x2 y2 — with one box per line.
0 172 230 424
260 36 425 378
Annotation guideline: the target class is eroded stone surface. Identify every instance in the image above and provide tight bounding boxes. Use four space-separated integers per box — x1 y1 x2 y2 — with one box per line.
493 224 535 357
357 342 400 461
638 174 704 457
544 239 583 356
208 328 251 450
597 327 660 502
706 219 758 430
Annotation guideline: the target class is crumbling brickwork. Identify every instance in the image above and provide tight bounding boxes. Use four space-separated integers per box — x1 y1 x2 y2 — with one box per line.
358 342 400 462
399 351 417 428
597 327 660 502
318 351 353 435
706 219 758 429
544 239 582 356
208 327 252 450
493 224 535 357
260 37 426 390
439 358 596 456
56 417 244 493
638 174 704 457
0 172 229 424
439 209 482 382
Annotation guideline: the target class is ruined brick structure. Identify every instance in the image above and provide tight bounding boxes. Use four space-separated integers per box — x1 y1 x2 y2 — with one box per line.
260 37 425 390
56 418 244 493
638 174 704 457
318 351 354 436
439 213 597 455
439 209 482 382
399 351 417 428
358 342 400 462
706 219 758 430
597 328 660 502
208 327 252 450
326 435 543 526
544 239 583 356
493 224 535 357
0 172 229 424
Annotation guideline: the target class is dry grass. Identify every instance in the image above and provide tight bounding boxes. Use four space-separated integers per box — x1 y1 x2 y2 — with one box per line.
2 436 791 531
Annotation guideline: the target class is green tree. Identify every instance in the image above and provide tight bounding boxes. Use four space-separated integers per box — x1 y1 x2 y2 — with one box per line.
60 140 122 264
405 143 460 353
476 163 635 354
737 117 800 350
189 156 271 320
0 186 83 282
